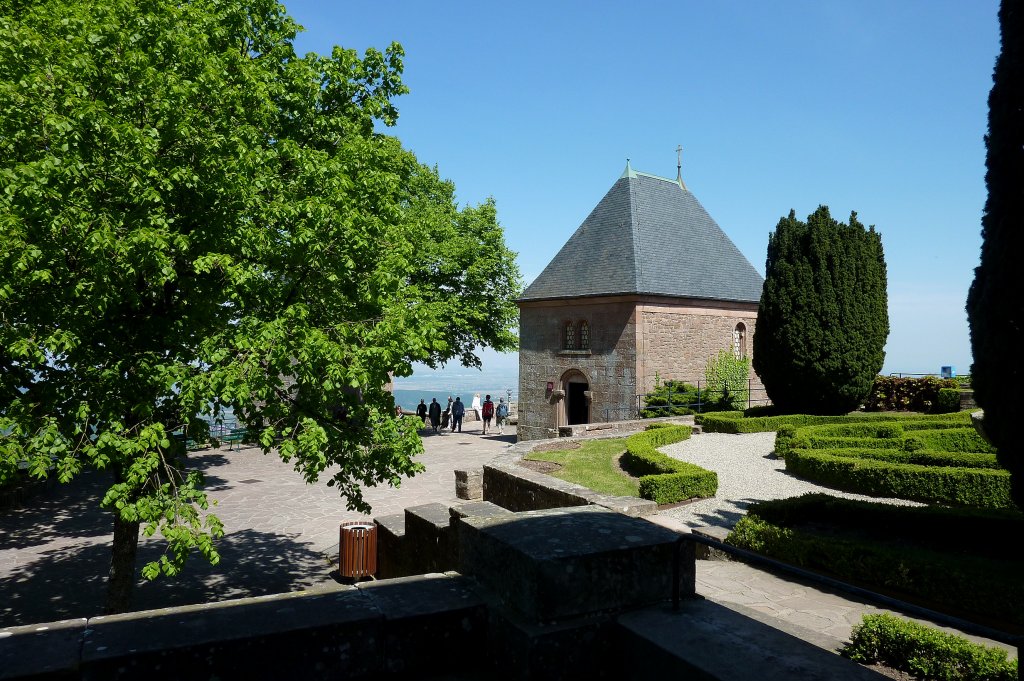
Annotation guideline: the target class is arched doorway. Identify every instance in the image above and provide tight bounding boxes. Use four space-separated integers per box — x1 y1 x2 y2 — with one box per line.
561 369 590 426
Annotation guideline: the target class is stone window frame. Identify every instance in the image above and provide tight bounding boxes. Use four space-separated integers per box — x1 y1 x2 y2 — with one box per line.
733 322 747 359
578 320 590 350
559 318 592 356
563 320 576 350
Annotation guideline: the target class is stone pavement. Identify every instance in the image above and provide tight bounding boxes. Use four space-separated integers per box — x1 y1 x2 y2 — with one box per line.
0 419 513 626
0 423 1018 663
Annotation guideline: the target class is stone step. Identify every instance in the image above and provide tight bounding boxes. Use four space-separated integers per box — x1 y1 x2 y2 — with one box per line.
691 424 703 435
617 597 881 681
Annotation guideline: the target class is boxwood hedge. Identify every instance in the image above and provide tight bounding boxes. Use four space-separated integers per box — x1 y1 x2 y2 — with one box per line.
772 416 1008 508
844 614 1017 681
727 495 1024 625
783 450 1013 508
621 425 718 504
696 410 970 434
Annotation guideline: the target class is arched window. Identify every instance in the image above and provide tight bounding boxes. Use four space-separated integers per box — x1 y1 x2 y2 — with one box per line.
733 322 747 359
578 320 590 350
564 321 576 350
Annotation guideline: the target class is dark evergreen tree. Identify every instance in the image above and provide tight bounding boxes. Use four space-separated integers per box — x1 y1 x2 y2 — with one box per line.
966 0 1024 508
753 206 889 414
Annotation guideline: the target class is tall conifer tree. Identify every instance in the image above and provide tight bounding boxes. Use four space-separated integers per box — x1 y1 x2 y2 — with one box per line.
966 0 1023 508
753 206 888 414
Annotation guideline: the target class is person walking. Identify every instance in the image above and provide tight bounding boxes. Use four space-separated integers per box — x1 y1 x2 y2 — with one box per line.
451 396 465 433
446 396 456 432
416 399 428 426
495 398 509 435
481 394 494 435
428 398 441 433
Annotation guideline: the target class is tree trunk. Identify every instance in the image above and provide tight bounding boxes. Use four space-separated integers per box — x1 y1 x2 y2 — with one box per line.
104 509 140 614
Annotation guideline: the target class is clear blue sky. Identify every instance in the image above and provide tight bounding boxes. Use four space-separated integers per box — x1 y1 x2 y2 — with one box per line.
285 0 999 379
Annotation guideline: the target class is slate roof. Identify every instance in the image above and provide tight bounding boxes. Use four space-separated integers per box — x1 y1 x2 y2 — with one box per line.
519 164 765 304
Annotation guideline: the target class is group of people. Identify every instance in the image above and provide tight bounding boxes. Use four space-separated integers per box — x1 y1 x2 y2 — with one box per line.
414 393 510 435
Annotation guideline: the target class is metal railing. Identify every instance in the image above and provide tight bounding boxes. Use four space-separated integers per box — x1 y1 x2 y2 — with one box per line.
638 378 771 416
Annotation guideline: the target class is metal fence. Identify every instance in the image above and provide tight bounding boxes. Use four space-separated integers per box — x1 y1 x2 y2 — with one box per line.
637 378 771 417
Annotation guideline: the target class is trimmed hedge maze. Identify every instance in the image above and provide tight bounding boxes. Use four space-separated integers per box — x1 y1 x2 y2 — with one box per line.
697 411 1013 509
621 425 718 504
727 494 1024 626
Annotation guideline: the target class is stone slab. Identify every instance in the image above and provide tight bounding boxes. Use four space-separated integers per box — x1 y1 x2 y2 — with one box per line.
357 573 487 676
458 506 692 622
594 495 658 518
80 584 382 680
486 605 617 681
691 525 734 561
617 598 882 680
449 501 512 522
0 617 86 680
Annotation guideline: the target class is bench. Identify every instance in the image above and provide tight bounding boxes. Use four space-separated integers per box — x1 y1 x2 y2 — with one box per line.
221 428 248 451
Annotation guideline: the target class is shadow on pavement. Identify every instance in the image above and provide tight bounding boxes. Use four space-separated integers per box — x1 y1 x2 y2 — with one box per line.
0 470 113 550
0 528 331 627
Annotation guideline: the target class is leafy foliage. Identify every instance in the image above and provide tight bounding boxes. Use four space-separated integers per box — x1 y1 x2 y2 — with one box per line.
865 376 959 412
844 614 1017 680
966 0 1024 509
0 0 520 610
703 349 750 411
753 206 888 414
639 377 702 417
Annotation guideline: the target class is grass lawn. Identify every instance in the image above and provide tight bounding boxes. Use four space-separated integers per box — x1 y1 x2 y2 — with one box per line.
525 438 639 497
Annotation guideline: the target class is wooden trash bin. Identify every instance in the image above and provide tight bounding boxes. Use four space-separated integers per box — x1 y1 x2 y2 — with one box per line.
339 522 377 579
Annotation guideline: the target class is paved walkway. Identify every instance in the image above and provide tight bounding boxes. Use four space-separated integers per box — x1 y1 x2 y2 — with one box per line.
0 420 513 626
0 424 1017 661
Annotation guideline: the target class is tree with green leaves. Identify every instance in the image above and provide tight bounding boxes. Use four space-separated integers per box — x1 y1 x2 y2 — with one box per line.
752 206 888 414
0 0 520 613
966 0 1024 509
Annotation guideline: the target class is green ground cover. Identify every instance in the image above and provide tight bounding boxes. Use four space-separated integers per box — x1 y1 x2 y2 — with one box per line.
524 438 639 497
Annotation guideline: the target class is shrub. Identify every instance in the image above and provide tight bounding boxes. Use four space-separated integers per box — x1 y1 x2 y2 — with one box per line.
783 449 1015 508
844 614 1017 681
966 0 1024 510
753 206 888 414
699 410 972 434
621 426 718 504
934 388 961 414
865 375 959 412
814 447 1000 469
703 349 750 411
909 427 996 453
740 494 1024 557
727 497 1024 625
639 379 702 418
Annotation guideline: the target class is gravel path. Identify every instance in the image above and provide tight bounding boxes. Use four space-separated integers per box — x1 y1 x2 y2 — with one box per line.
657 432 922 531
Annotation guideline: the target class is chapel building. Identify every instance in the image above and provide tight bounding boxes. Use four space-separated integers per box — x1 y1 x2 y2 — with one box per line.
516 162 765 440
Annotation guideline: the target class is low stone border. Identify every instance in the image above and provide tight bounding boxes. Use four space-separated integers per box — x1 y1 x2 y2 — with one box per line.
482 433 662 517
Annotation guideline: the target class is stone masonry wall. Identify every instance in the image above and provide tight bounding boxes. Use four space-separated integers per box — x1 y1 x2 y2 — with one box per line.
517 299 638 441
636 301 759 395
